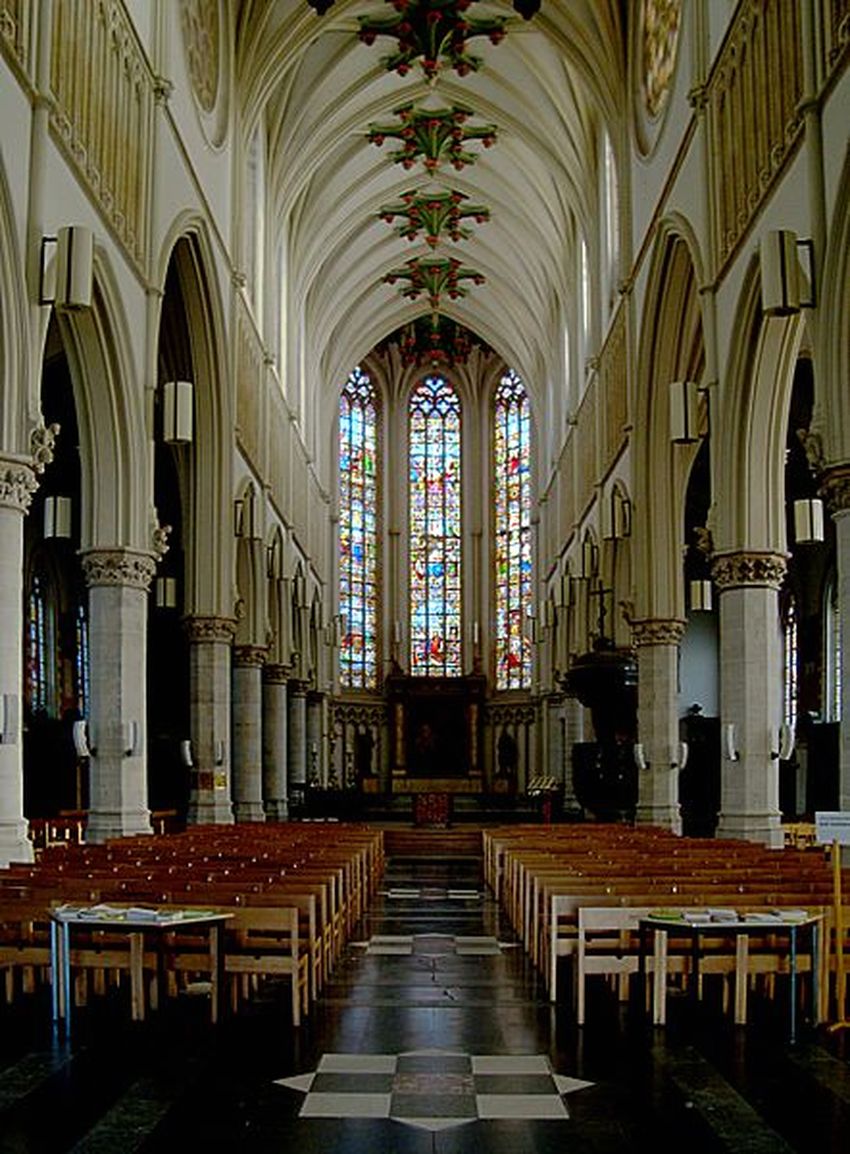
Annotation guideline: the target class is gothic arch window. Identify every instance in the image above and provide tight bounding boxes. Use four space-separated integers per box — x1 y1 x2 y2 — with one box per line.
494 369 532 689
409 373 462 675
26 571 54 716
339 366 379 689
782 593 798 730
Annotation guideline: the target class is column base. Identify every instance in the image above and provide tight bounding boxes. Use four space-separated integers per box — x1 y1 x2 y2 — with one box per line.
715 810 783 847
187 793 234 825
86 808 153 844
0 818 34 865
264 799 289 821
234 801 266 823
635 803 682 834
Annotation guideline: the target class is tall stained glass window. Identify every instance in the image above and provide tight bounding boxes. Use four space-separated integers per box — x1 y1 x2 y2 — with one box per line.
494 369 532 689
339 367 378 689
782 594 798 731
409 374 462 675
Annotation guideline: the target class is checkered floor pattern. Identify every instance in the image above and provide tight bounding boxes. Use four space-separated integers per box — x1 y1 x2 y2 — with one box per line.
276 1050 592 1132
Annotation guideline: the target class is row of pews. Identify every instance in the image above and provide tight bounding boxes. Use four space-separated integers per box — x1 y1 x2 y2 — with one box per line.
0 822 384 1027
483 823 850 1026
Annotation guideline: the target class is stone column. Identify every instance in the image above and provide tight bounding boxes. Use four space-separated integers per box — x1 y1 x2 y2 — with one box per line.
232 645 266 822
262 664 289 820
712 551 786 847
822 467 850 810
0 459 38 864
307 691 323 787
185 616 236 824
81 550 156 843
632 618 686 833
287 679 309 810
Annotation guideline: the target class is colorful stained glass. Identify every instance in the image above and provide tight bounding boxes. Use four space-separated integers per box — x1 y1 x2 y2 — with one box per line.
339 367 378 689
494 369 532 689
409 374 462 675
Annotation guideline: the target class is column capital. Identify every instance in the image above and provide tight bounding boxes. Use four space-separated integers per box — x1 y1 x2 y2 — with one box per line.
710 550 787 590
184 615 238 643
288 678 310 697
233 644 266 668
820 464 850 517
630 618 686 647
80 548 157 590
0 458 38 512
264 663 291 684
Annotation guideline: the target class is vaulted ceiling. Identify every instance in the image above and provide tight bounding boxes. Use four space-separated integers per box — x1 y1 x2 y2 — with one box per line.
236 1 625 404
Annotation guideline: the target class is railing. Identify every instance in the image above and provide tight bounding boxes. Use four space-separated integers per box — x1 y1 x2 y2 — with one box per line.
49 0 154 271
707 0 805 273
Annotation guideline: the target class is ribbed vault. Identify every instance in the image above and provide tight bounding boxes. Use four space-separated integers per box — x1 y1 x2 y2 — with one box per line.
236 0 624 413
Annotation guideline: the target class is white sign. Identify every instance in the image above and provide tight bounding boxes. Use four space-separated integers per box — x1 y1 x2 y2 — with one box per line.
815 811 850 846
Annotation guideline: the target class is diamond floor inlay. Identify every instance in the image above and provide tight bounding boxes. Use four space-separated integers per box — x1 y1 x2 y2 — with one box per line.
275 1050 593 1132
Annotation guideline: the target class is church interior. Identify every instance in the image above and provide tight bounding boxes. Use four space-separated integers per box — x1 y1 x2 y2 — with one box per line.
0 1 849 1150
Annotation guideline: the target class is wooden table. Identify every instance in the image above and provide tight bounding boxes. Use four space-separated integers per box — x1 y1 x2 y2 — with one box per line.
637 911 822 1043
50 904 232 1036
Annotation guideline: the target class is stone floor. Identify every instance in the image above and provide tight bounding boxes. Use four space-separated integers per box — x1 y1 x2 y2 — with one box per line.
0 855 849 1152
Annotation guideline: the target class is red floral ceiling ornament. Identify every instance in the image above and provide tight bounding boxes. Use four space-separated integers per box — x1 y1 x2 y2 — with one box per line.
379 189 490 246
358 0 508 82
368 104 497 172
383 256 486 310
386 313 488 367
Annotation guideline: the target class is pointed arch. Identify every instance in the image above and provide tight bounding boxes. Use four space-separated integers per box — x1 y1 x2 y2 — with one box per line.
633 217 706 620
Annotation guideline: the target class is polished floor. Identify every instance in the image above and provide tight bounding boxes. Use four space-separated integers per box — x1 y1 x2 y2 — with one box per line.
1 855 849 1152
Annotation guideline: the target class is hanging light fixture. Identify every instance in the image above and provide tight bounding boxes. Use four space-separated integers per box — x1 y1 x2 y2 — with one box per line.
154 576 178 609
162 380 194 443
43 495 72 539
688 579 713 612
793 497 824 544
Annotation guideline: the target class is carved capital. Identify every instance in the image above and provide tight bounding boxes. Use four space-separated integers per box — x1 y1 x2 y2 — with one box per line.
264 663 290 684
30 422 60 474
820 465 850 517
0 459 38 512
151 518 171 561
630 618 686 647
233 644 266 668
184 615 238 643
81 549 157 590
288 679 310 698
710 550 787 590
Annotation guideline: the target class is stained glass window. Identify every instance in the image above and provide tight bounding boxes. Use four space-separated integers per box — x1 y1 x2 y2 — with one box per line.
75 601 90 716
27 574 49 714
782 594 798 731
825 576 842 722
409 374 462 675
339 367 378 689
494 369 532 689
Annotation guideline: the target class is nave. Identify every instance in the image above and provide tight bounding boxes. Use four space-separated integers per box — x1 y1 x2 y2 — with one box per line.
0 855 849 1153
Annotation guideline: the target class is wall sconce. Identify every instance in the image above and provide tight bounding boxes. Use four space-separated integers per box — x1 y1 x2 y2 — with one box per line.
161 379 194 443
0 693 19 745
234 493 256 539
580 537 598 579
333 613 347 647
294 572 307 607
793 497 824 544
557 571 573 609
39 226 94 310
604 487 632 539
688 578 713 612
43 495 72 539
759 229 815 316
538 598 555 629
155 575 178 609
670 379 707 444
471 620 480 646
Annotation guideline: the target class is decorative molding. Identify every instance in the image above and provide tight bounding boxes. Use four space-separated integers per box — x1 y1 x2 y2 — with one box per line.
486 702 537 726
81 549 157 591
30 422 60 474
0 459 38 512
332 701 388 728
820 465 850 516
710 551 787 590
184 615 238 643
233 644 266 668
630 618 686 647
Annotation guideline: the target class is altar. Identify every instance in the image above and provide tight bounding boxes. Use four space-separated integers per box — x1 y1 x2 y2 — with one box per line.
385 672 485 794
